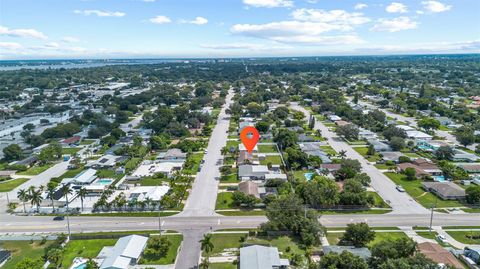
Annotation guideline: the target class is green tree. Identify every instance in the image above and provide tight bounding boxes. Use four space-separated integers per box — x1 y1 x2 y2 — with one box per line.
466 185 480 205
78 187 87 211
46 183 57 212
297 176 339 208
199 234 214 255
15 258 43 269
274 129 298 149
404 167 417 181
46 248 64 269
340 222 375 248
30 189 43 212
336 124 359 141
389 136 405 151
319 251 369 269
3 144 23 161
369 237 417 268
418 118 440 132
367 144 375 156
455 126 476 148
435 146 454 161
246 102 263 117
17 188 29 213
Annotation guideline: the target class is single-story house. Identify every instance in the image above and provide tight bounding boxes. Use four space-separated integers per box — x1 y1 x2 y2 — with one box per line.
87 155 124 169
335 120 350 127
417 242 463 269
406 130 433 140
323 246 371 260
434 117 453 126
9 155 38 168
239 121 255 134
416 140 450 152
453 150 478 162
240 245 289 269
286 126 304 132
62 168 97 186
367 139 391 152
397 125 415 131
129 186 170 202
358 128 377 140
298 134 315 142
132 161 184 178
328 115 342 122
397 159 442 178
61 136 81 146
237 151 259 165
98 235 149 269
239 181 260 198
264 173 288 181
380 151 405 163
320 163 342 172
422 182 466 200
156 148 187 161
457 163 480 173
238 165 270 180
239 143 258 153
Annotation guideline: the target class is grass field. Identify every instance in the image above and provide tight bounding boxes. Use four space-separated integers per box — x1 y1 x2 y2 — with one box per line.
354 147 382 162
183 152 204 175
140 235 183 265
1 241 52 269
210 263 236 269
326 231 408 247
17 163 54 176
384 172 464 208
50 167 84 184
216 192 234 210
79 139 96 145
258 144 278 153
446 231 480 244
368 191 391 208
62 238 118 268
0 178 29 192
216 210 266 216
260 155 283 165
61 147 81 155
320 145 337 155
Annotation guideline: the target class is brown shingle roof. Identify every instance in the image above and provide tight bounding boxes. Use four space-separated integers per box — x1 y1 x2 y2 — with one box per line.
417 242 463 269
238 181 260 198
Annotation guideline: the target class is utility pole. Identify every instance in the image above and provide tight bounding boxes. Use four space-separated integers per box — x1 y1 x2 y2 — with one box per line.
429 186 438 233
6 192 9 204
66 213 71 238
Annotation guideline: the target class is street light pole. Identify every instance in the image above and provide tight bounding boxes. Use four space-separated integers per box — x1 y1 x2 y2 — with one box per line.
429 186 438 233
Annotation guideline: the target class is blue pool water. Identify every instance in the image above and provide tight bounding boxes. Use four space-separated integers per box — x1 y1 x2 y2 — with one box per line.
96 179 113 185
304 172 315 181
433 175 446 182
73 263 87 269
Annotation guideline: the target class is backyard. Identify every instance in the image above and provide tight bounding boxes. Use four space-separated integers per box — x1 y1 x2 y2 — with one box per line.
1 240 52 269
139 235 183 265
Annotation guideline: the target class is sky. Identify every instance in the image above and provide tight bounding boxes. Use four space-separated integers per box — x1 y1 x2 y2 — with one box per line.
0 0 479 59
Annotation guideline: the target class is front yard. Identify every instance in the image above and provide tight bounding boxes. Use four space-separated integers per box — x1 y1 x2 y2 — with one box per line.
354 147 382 162
0 178 29 192
1 240 52 269
17 163 55 176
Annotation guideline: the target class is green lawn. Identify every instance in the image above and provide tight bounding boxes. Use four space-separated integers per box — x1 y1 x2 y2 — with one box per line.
318 209 392 215
404 152 421 158
1 241 52 269
326 231 408 247
210 263 237 269
183 152 204 175
50 167 85 184
446 231 480 244
61 147 81 155
140 235 183 265
220 168 238 183
216 192 234 210
354 147 381 162
258 144 278 153
374 164 395 170
125 157 142 172
216 210 266 216
226 140 240 150
368 191 391 208
96 169 124 180
0 178 29 192
208 233 244 256
80 211 179 217
415 231 450 247
320 145 337 155
17 163 54 175
136 176 169 186
79 139 95 145
62 238 118 268
260 155 283 165
384 172 464 208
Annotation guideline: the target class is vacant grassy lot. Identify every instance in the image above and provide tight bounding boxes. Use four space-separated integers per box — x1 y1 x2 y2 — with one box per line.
61 147 81 155
260 155 283 165
384 172 464 208
79 139 96 145
17 163 54 176
216 192 234 210
183 152 204 175
2 241 52 269
326 231 408 247
354 147 382 162
140 235 183 265
0 178 29 192
258 144 278 153
446 231 480 244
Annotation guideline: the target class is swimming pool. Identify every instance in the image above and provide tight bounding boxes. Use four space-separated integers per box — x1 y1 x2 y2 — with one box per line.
433 175 446 182
96 179 113 185
73 263 86 269
304 172 315 181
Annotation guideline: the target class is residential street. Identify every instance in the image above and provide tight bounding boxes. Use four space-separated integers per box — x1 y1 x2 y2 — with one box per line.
290 103 429 214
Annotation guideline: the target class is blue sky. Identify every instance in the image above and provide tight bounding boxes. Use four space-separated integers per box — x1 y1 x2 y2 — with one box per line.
0 0 479 59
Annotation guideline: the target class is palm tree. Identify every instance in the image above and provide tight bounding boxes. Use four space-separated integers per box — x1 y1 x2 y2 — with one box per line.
338 150 347 159
220 146 228 156
199 257 210 269
144 197 153 211
78 188 87 212
60 185 73 212
85 258 99 269
30 189 43 212
46 184 57 212
199 234 214 255
17 189 29 213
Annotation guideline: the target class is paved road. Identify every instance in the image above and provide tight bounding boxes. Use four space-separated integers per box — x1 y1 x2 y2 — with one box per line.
180 90 234 217
1 213 478 234
290 103 428 214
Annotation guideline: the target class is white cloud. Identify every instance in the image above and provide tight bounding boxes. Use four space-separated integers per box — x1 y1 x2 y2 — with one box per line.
149 15 172 24
231 21 364 45
0 25 47 39
354 3 368 10
371 17 417 32
359 40 480 53
0 42 23 50
291 9 371 28
421 1 451 13
243 0 293 8
386 2 408 13
200 43 291 50
180 16 208 25
74 9 125 17
44 42 60 48
62 36 80 43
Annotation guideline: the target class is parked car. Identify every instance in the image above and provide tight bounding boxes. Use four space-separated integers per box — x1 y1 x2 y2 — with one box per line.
436 234 448 243
53 216 65 221
396 185 405 192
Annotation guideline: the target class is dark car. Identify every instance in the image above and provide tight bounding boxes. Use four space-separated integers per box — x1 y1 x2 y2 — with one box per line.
53 216 65 221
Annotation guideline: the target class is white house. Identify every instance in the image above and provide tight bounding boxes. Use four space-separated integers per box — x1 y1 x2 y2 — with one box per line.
98 235 149 269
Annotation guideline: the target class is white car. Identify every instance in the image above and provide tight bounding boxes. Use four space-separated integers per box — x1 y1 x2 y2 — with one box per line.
436 234 448 243
396 185 405 192
204 149 208 154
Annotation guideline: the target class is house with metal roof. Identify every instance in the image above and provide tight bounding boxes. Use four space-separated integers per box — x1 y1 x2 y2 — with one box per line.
367 139 391 152
61 168 97 186
240 245 289 269
98 235 149 269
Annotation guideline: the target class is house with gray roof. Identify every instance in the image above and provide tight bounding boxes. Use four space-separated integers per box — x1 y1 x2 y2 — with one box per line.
422 182 466 200
98 235 149 269
240 245 289 269
367 139 391 152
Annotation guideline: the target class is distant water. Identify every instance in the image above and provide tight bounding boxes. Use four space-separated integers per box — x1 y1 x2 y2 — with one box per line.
0 59 185 71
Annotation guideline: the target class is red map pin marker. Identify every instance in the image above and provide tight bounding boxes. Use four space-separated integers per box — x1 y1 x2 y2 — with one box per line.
240 126 260 153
